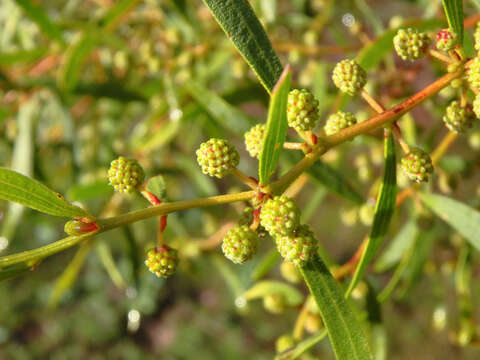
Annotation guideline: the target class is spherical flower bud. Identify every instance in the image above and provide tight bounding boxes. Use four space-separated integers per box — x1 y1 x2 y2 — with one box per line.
304 313 322 334
221 225 259 264
324 111 357 136
275 334 296 353
263 293 286 314
280 261 302 283
443 101 475 133
467 57 480 92
260 196 300 237
393 28 431 61
359 202 375 226
332 59 367 95
145 244 178 278
286 89 320 131
244 124 265 158
276 224 318 266
401 147 434 183
436 29 457 51
196 138 239 178
108 156 145 193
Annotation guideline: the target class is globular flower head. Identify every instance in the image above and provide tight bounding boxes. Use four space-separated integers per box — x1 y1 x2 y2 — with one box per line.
443 101 475 133
287 89 320 131
436 29 458 51
401 147 434 183
467 57 480 92
260 196 300 237
393 28 431 61
108 156 145 193
221 225 259 264
145 244 179 278
475 22 480 51
276 224 318 266
263 293 286 314
324 111 357 136
473 93 480 120
244 124 265 158
196 138 239 178
332 59 367 96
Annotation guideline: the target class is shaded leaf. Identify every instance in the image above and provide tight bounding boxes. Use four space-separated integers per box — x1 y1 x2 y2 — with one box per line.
420 193 480 251
99 0 141 31
0 262 34 282
374 220 418 272
48 240 94 308
0 168 91 219
146 175 167 202
287 152 363 204
0 48 48 66
346 131 396 297
14 0 65 45
202 0 283 92
300 255 373 360
185 81 256 134
259 66 291 185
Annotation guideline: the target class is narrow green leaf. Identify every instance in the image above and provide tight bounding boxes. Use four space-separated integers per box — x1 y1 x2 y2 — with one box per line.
14 0 65 45
146 175 167 202
300 255 373 360
0 168 91 219
275 330 328 360
96 242 127 290
287 152 363 204
420 193 480 251
185 81 256 134
242 280 303 307
250 248 280 281
442 0 464 44
259 66 291 185
356 19 445 71
99 0 141 30
202 0 283 92
374 220 418 272
57 32 98 91
346 131 396 298
48 240 94 308
0 48 47 66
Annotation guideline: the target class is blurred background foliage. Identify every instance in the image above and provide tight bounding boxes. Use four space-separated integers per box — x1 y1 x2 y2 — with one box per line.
2 0 480 359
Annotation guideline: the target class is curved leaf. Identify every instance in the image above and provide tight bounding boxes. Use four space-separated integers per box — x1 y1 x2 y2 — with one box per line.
420 193 480 251
346 131 396 298
242 280 304 307
300 255 373 360
0 168 91 219
202 0 283 92
259 66 291 185
275 330 328 360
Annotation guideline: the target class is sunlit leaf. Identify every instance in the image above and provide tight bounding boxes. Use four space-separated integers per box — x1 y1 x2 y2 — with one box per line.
346 131 396 297
259 66 291 185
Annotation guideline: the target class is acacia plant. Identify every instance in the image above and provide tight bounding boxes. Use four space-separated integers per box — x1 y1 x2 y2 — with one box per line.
2 0 480 358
